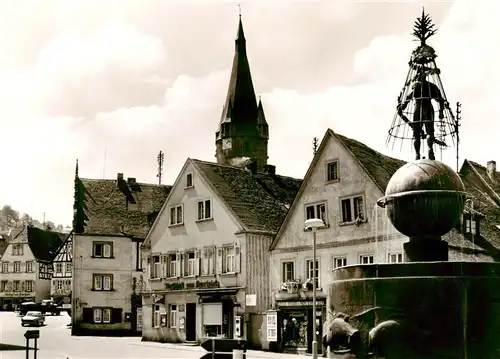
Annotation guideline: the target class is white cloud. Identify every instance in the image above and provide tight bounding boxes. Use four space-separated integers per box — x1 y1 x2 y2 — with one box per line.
0 0 498 228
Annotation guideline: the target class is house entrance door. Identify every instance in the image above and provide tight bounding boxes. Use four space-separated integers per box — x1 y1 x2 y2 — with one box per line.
186 303 197 341
281 311 308 353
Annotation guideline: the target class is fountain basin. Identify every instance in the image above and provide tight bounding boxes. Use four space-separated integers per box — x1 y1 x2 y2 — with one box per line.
328 262 500 358
377 160 466 238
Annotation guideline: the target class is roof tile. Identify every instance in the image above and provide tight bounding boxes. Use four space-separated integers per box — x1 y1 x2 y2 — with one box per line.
79 178 171 237
193 160 302 233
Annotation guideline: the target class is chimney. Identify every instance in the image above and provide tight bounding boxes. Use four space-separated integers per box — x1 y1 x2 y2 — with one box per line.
117 173 124 181
487 161 496 181
127 177 136 184
265 164 276 175
246 160 258 174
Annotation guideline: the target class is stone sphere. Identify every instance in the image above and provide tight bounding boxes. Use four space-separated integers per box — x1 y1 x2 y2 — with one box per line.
378 159 466 238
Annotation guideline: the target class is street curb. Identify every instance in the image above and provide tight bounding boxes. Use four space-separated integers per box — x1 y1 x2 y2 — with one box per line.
131 342 310 358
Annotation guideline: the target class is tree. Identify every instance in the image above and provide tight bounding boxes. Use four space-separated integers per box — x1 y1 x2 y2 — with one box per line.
45 221 55 231
1 205 19 226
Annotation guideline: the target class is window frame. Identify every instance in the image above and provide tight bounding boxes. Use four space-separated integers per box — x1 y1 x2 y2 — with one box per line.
55 263 63 273
340 194 366 225
168 253 179 278
169 304 177 328
359 254 374 264
333 256 347 269
92 242 113 258
197 199 213 221
24 280 33 292
224 246 236 274
1 261 8 273
187 251 196 276
185 173 194 188
26 261 34 273
281 260 295 282
304 201 328 229
201 247 215 276
65 263 72 274
92 274 114 291
153 304 161 328
169 205 184 226
93 307 112 324
305 259 320 289
14 261 21 273
326 160 340 183
465 217 477 235
388 252 403 263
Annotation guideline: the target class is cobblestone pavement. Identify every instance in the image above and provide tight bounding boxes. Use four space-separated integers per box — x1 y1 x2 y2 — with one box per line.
0 312 312 359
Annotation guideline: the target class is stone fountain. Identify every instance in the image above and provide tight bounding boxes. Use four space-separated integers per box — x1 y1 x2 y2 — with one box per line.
325 10 500 359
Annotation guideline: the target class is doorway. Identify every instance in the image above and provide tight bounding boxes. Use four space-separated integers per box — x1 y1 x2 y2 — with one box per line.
186 303 197 341
307 308 323 355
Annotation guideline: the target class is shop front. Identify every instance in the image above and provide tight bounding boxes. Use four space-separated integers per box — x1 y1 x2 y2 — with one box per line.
197 288 240 339
1 293 36 311
274 297 326 355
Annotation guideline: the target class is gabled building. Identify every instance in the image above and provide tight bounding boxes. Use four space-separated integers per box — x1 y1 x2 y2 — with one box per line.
51 232 73 310
140 15 299 349
140 158 301 347
0 225 65 310
71 162 171 336
457 159 500 260
268 129 494 354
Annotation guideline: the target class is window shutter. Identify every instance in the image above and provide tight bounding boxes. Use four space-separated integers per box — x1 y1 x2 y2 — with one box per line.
235 245 241 273
183 253 188 276
20 281 24 292
112 308 123 323
146 256 151 278
161 255 167 278
195 250 201 276
82 308 93 323
175 253 181 277
201 249 208 275
216 247 223 274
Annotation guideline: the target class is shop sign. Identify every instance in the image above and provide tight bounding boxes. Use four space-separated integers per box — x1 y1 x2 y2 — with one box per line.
277 301 325 307
266 311 278 342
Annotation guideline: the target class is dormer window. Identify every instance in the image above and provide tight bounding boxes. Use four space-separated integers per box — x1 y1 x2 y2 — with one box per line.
463 213 480 236
186 173 193 188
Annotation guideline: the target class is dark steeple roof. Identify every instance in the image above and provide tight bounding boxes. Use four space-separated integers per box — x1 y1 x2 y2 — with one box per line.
257 98 268 126
219 15 258 126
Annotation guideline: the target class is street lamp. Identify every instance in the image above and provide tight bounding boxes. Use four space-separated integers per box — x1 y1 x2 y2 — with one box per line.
304 218 325 359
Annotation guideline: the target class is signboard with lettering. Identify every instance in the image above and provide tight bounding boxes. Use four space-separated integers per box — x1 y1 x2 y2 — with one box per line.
277 300 325 307
266 311 278 342
245 294 256 306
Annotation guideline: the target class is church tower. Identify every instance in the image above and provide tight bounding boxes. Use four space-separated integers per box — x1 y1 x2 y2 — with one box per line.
215 15 269 172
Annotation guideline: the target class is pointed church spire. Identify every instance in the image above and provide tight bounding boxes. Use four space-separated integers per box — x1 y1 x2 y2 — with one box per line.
219 13 258 125
75 159 79 178
257 97 268 126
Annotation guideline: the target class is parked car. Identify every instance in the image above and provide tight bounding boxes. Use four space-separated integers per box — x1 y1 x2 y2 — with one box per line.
18 300 62 316
21 311 45 327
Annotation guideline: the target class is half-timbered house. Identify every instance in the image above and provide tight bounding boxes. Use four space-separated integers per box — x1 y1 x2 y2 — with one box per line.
0 225 65 310
51 232 73 311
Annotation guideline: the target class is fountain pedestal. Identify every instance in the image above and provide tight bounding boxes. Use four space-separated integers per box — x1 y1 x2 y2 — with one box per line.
404 236 448 262
324 160 500 358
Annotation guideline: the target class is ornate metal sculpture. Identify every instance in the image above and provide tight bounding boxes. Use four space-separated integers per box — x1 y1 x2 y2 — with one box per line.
387 9 458 161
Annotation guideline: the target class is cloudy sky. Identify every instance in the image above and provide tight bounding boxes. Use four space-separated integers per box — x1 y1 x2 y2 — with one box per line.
0 0 498 227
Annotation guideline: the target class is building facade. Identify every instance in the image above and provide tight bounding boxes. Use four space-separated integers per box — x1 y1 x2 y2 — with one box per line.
268 129 495 354
0 226 65 310
51 232 73 311
71 163 171 336
141 158 301 348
